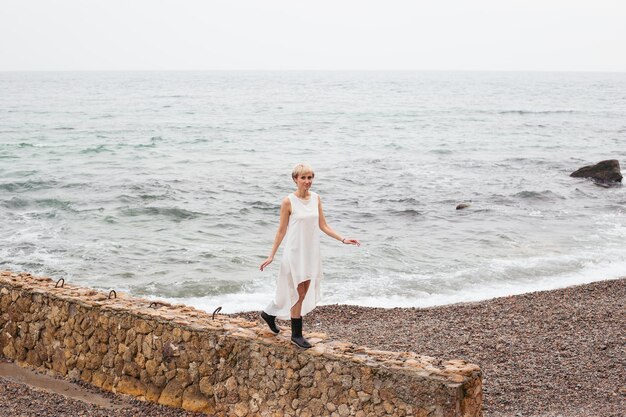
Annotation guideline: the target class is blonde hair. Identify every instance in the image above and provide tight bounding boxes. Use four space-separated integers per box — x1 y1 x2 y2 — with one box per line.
291 163 315 179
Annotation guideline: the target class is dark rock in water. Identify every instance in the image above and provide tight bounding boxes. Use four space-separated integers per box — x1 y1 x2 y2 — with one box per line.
456 203 471 210
570 159 622 183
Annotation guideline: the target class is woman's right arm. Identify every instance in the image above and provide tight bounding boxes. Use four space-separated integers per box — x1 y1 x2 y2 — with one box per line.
259 197 291 271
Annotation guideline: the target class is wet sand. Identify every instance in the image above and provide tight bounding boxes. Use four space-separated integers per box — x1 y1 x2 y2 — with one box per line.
1 278 624 416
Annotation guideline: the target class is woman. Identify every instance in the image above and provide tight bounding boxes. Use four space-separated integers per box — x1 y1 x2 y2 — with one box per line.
259 163 360 349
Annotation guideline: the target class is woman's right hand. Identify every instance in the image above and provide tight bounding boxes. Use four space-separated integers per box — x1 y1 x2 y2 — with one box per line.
260 256 274 271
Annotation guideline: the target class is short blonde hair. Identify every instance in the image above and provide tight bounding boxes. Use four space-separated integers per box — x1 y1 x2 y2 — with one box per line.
291 163 315 179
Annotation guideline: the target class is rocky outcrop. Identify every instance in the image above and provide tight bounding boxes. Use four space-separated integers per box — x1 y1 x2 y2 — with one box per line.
570 159 622 183
0 271 483 417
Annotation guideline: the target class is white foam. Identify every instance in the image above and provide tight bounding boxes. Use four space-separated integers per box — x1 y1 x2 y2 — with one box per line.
158 291 274 315
320 259 626 310
170 250 626 314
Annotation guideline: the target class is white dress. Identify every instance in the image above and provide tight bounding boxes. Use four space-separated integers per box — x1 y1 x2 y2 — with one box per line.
265 192 322 320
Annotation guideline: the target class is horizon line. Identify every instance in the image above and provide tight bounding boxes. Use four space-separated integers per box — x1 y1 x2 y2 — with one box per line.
2 68 626 74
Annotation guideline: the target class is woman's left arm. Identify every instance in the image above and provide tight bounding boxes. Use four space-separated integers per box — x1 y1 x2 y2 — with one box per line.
318 196 361 246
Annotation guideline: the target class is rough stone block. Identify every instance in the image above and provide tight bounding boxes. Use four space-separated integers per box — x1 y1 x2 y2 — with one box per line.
182 384 214 413
158 379 184 407
116 375 147 398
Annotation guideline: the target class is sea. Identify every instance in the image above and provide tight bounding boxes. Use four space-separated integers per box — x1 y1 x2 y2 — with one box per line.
1 71 625 314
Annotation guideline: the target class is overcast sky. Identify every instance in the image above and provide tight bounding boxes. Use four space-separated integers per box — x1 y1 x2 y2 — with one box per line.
1 0 625 72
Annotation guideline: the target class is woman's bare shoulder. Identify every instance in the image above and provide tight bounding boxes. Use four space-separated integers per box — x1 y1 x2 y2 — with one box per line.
281 195 292 206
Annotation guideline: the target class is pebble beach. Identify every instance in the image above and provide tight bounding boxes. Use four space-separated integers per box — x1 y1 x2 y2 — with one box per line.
1 278 624 416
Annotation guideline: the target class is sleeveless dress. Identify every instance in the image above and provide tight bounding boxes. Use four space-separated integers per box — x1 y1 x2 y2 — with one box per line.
264 191 322 320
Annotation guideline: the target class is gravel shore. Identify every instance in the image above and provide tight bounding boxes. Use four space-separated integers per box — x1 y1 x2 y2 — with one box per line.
1 278 624 416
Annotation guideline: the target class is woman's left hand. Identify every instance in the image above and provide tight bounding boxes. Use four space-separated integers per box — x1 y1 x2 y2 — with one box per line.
342 238 361 246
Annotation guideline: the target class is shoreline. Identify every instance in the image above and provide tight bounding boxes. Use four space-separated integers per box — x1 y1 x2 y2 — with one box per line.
178 275 626 317
1 278 624 416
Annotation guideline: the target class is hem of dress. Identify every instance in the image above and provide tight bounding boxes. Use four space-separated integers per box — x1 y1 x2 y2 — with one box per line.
264 281 320 320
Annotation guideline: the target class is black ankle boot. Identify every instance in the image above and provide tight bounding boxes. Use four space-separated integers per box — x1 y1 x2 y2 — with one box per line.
260 311 280 334
290 317 312 349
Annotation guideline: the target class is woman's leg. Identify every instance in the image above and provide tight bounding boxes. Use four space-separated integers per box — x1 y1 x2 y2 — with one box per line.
290 280 311 318
290 280 312 349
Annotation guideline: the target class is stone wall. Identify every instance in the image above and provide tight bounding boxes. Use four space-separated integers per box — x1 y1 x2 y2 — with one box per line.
0 271 482 417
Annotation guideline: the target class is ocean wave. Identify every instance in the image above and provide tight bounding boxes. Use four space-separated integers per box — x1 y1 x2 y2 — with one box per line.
118 182 178 202
117 193 166 203
130 279 247 298
380 245 405 257
2 197 30 209
513 190 564 201
35 198 77 212
502 157 549 164
247 201 279 211
389 208 421 217
374 197 419 204
0 180 58 192
383 143 404 150
32 211 61 219
499 110 579 115
80 145 111 154
76 207 104 214
60 182 91 189
118 206 201 221
210 222 243 230
359 158 383 164
8 170 39 177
